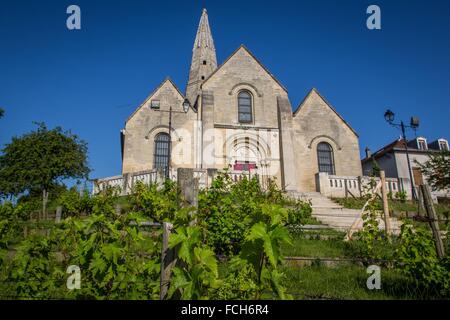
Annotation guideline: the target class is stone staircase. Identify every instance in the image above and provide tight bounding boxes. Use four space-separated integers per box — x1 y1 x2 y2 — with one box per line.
288 191 402 234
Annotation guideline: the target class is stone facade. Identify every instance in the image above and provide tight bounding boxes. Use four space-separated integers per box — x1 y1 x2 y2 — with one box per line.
292 89 362 192
122 79 197 174
120 8 363 193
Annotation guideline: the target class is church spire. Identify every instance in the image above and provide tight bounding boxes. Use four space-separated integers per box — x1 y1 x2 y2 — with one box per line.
186 8 217 106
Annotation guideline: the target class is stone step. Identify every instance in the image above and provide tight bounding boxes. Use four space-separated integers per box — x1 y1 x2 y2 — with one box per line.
312 205 344 210
288 191 402 234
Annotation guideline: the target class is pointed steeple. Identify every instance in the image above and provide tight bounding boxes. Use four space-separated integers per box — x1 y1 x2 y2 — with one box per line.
186 8 217 106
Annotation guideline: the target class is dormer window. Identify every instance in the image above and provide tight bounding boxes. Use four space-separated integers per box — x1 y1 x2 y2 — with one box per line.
439 139 449 151
417 138 427 150
150 100 160 109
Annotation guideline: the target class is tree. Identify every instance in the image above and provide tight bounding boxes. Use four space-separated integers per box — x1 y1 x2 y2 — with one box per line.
418 150 450 191
0 123 90 218
0 108 4 118
370 158 381 177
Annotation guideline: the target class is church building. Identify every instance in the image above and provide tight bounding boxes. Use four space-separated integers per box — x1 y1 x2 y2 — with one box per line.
120 8 362 193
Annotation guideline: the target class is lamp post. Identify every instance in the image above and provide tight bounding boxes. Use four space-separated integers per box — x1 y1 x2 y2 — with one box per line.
383 109 419 200
161 99 190 179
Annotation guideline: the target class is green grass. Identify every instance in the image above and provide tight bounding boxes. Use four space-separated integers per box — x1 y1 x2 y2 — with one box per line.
281 265 444 300
282 236 347 258
282 232 400 261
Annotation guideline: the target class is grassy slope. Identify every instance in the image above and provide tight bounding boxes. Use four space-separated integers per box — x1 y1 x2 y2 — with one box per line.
279 230 444 300
281 265 438 300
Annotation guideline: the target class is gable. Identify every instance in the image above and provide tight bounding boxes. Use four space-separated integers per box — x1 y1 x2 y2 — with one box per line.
126 78 185 123
201 45 287 93
293 88 358 137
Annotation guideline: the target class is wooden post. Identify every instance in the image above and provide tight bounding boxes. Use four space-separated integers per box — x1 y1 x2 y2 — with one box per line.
42 189 49 220
156 168 165 190
160 222 176 300
417 187 425 217
380 171 392 236
420 184 445 259
177 168 198 207
55 206 62 223
177 168 199 225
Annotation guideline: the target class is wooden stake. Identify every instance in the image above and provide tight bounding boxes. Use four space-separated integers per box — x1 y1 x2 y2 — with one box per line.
55 206 62 223
420 184 445 259
380 171 392 236
42 189 48 220
417 187 425 217
160 222 176 300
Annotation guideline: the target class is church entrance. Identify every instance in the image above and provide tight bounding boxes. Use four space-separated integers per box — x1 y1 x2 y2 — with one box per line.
224 132 273 189
233 161 257 172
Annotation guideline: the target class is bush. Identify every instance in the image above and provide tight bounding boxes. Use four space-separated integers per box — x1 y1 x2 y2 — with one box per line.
0 202 26 257
198 171 311 257
286 200 313 226
197 172 260 256
3 234 64 299
396 223 449 296
394 191 407 203
130 180 181 222
0 187 162 300
209 263 257 299
57 187 93 217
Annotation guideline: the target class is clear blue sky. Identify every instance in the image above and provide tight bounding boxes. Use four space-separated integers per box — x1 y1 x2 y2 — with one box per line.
1 0 449 180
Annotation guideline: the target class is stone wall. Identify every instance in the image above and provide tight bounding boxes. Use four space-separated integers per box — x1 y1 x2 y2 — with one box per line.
292 89 362 192
122 79 197 174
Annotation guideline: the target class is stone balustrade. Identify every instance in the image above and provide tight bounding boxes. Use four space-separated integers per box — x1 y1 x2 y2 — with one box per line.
315 172 412 199
92 169 164 195
92 167 269 196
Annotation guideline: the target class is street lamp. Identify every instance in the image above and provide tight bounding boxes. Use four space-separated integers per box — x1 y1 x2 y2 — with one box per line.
162 100 190 178
383 109 420 200
383 109 395 123
182 98 191 113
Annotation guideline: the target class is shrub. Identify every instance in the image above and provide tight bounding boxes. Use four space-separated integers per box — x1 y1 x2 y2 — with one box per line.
209 263 257 299
0 187 162 300
0 202 26 256
3 234 64 299
387 191 393 201
57 187 93 217
130 181 181 222
396 223 449 296
168 226 220 299
286 199 313 226
197 172 259 256
198 171 310 256
394 191 407 203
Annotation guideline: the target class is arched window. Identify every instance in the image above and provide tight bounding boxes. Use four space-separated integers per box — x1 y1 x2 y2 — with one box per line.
317 142 335 175
154 133 170 171
238 91 252 123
